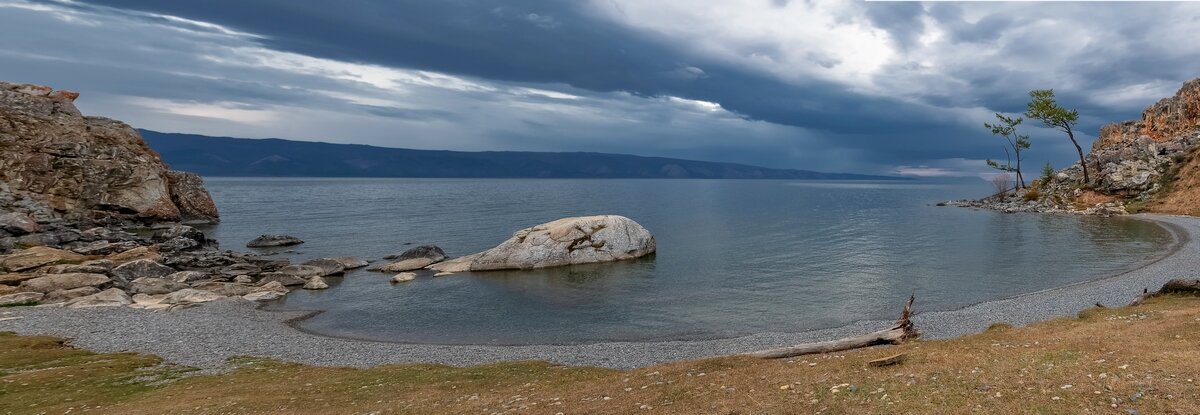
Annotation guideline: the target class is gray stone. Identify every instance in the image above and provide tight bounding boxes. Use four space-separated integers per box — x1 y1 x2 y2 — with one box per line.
246 234 304 248
390 272 416 283
63 288 131 308
111 259 175 282
243 291 285 302
42 287 100 303
0 291 43 306
278 265 324 279
301 258 346 276
256 273 306 287
385 245 446 262
160 288 224 305
0 212 39 235
191 282 253 297
18 273 110 293
368 257 437 273
220 263 262 277
167 271 209 283
432 215 656 271
128 277 190 295
330 256 369 269
302 276 329 290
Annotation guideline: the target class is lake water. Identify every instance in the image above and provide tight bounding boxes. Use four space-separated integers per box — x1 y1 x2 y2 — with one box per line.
200 178 1174 345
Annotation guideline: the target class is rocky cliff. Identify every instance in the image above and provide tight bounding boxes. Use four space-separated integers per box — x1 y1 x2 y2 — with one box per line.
0 82 218 238
957 78 1200 215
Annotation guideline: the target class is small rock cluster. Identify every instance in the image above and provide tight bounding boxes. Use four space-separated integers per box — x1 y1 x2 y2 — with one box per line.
0 227 369 309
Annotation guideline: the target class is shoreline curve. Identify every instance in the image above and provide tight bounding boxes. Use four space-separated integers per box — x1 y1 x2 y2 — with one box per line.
1 213 1196 370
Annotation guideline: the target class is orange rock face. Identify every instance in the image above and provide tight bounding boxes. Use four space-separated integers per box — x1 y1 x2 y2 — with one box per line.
1094 79 1200 151
0 82 218 225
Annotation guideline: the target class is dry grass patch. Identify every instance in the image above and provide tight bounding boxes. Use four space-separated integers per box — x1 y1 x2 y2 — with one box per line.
4 296 1200 414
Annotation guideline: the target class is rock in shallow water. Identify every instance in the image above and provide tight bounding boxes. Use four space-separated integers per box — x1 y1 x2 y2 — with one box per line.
329 256 369 269
246 234 304 248
429 215 656 272
390 272 416 283
302 276 329 290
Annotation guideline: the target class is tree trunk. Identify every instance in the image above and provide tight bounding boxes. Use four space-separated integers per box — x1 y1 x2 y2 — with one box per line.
1067 128 1089 183
743 296 918 359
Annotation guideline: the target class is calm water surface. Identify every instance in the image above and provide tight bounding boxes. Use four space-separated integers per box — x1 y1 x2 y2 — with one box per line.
201 178 1174 345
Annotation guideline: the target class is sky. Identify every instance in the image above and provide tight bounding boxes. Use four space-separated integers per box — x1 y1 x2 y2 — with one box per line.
1 0 1198 176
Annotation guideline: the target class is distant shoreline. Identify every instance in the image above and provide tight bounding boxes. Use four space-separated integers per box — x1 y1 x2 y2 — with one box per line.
2 214 1192 370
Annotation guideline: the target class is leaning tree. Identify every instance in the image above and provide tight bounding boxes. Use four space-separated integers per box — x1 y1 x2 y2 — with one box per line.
983 112 1030 189
1025 89 1088 183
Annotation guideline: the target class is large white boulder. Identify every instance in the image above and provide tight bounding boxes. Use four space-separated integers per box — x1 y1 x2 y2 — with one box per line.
432 215 655 272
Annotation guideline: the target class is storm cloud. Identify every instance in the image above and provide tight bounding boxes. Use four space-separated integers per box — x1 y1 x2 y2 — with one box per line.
1 0 1198 176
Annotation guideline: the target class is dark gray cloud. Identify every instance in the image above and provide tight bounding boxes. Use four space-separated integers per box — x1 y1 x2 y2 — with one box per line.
2 0 1198 177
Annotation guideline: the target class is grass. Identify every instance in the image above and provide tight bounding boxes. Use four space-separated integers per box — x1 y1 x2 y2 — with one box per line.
3 295 1200 414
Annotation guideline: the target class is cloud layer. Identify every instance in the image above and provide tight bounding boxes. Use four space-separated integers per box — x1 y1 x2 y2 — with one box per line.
2 0 1198 176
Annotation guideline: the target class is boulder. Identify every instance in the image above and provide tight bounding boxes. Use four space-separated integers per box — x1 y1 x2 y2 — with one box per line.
243 291 285 302
233 275 253 284
0 291 42 306
160 288 225 305
369 257 437 273
111 259 174 283
191 281 253 297
246 234 304 248
254 281 289 294
164 171 220 224
71 240 142 256
301 258 346 276
0 82 218 225
278 265 324 279
390 272 416 283
256 273 307 287
38 263 111 275
302 276 329 290
0 212 38 235
42 286 100 303
106 246 162 263
425 253 479 273
167 270 209 283
0 246 84 272
152 224 207 252
64 288 131 308
441 216 655 271
330 256 369 269
18 273 110 293
219 263 262 277
127 277 190 295
129 293 169 310
385 245 447 262
0 285 16 295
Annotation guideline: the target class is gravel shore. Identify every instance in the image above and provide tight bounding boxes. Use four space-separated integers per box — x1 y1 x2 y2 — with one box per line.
2 213 1195 370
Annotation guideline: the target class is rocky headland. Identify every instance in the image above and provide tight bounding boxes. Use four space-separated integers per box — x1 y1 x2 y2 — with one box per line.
949 78 1200 216
0 82 658 309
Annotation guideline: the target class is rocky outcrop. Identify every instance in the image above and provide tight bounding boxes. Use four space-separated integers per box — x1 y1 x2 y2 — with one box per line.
429 215 656 272
953 78 1200 215
0 82 218 229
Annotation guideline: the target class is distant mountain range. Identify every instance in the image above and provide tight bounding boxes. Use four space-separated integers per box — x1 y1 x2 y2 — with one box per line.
140 130 906 180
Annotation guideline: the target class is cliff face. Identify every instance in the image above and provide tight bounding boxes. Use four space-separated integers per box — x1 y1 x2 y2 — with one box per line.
0 82 218 228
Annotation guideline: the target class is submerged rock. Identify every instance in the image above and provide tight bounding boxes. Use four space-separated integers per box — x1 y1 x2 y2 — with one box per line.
302 276 329 290
372 245 447 272
435 215 656 272
329 256 369 269
246 234 304 248
390 272 416 283
301 258 346 276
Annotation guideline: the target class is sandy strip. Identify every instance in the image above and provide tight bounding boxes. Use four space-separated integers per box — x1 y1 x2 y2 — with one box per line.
1 214 1194 370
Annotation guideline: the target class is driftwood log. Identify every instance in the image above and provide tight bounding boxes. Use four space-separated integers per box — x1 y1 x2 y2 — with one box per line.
743 295 919 359
1131 279 1200 305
